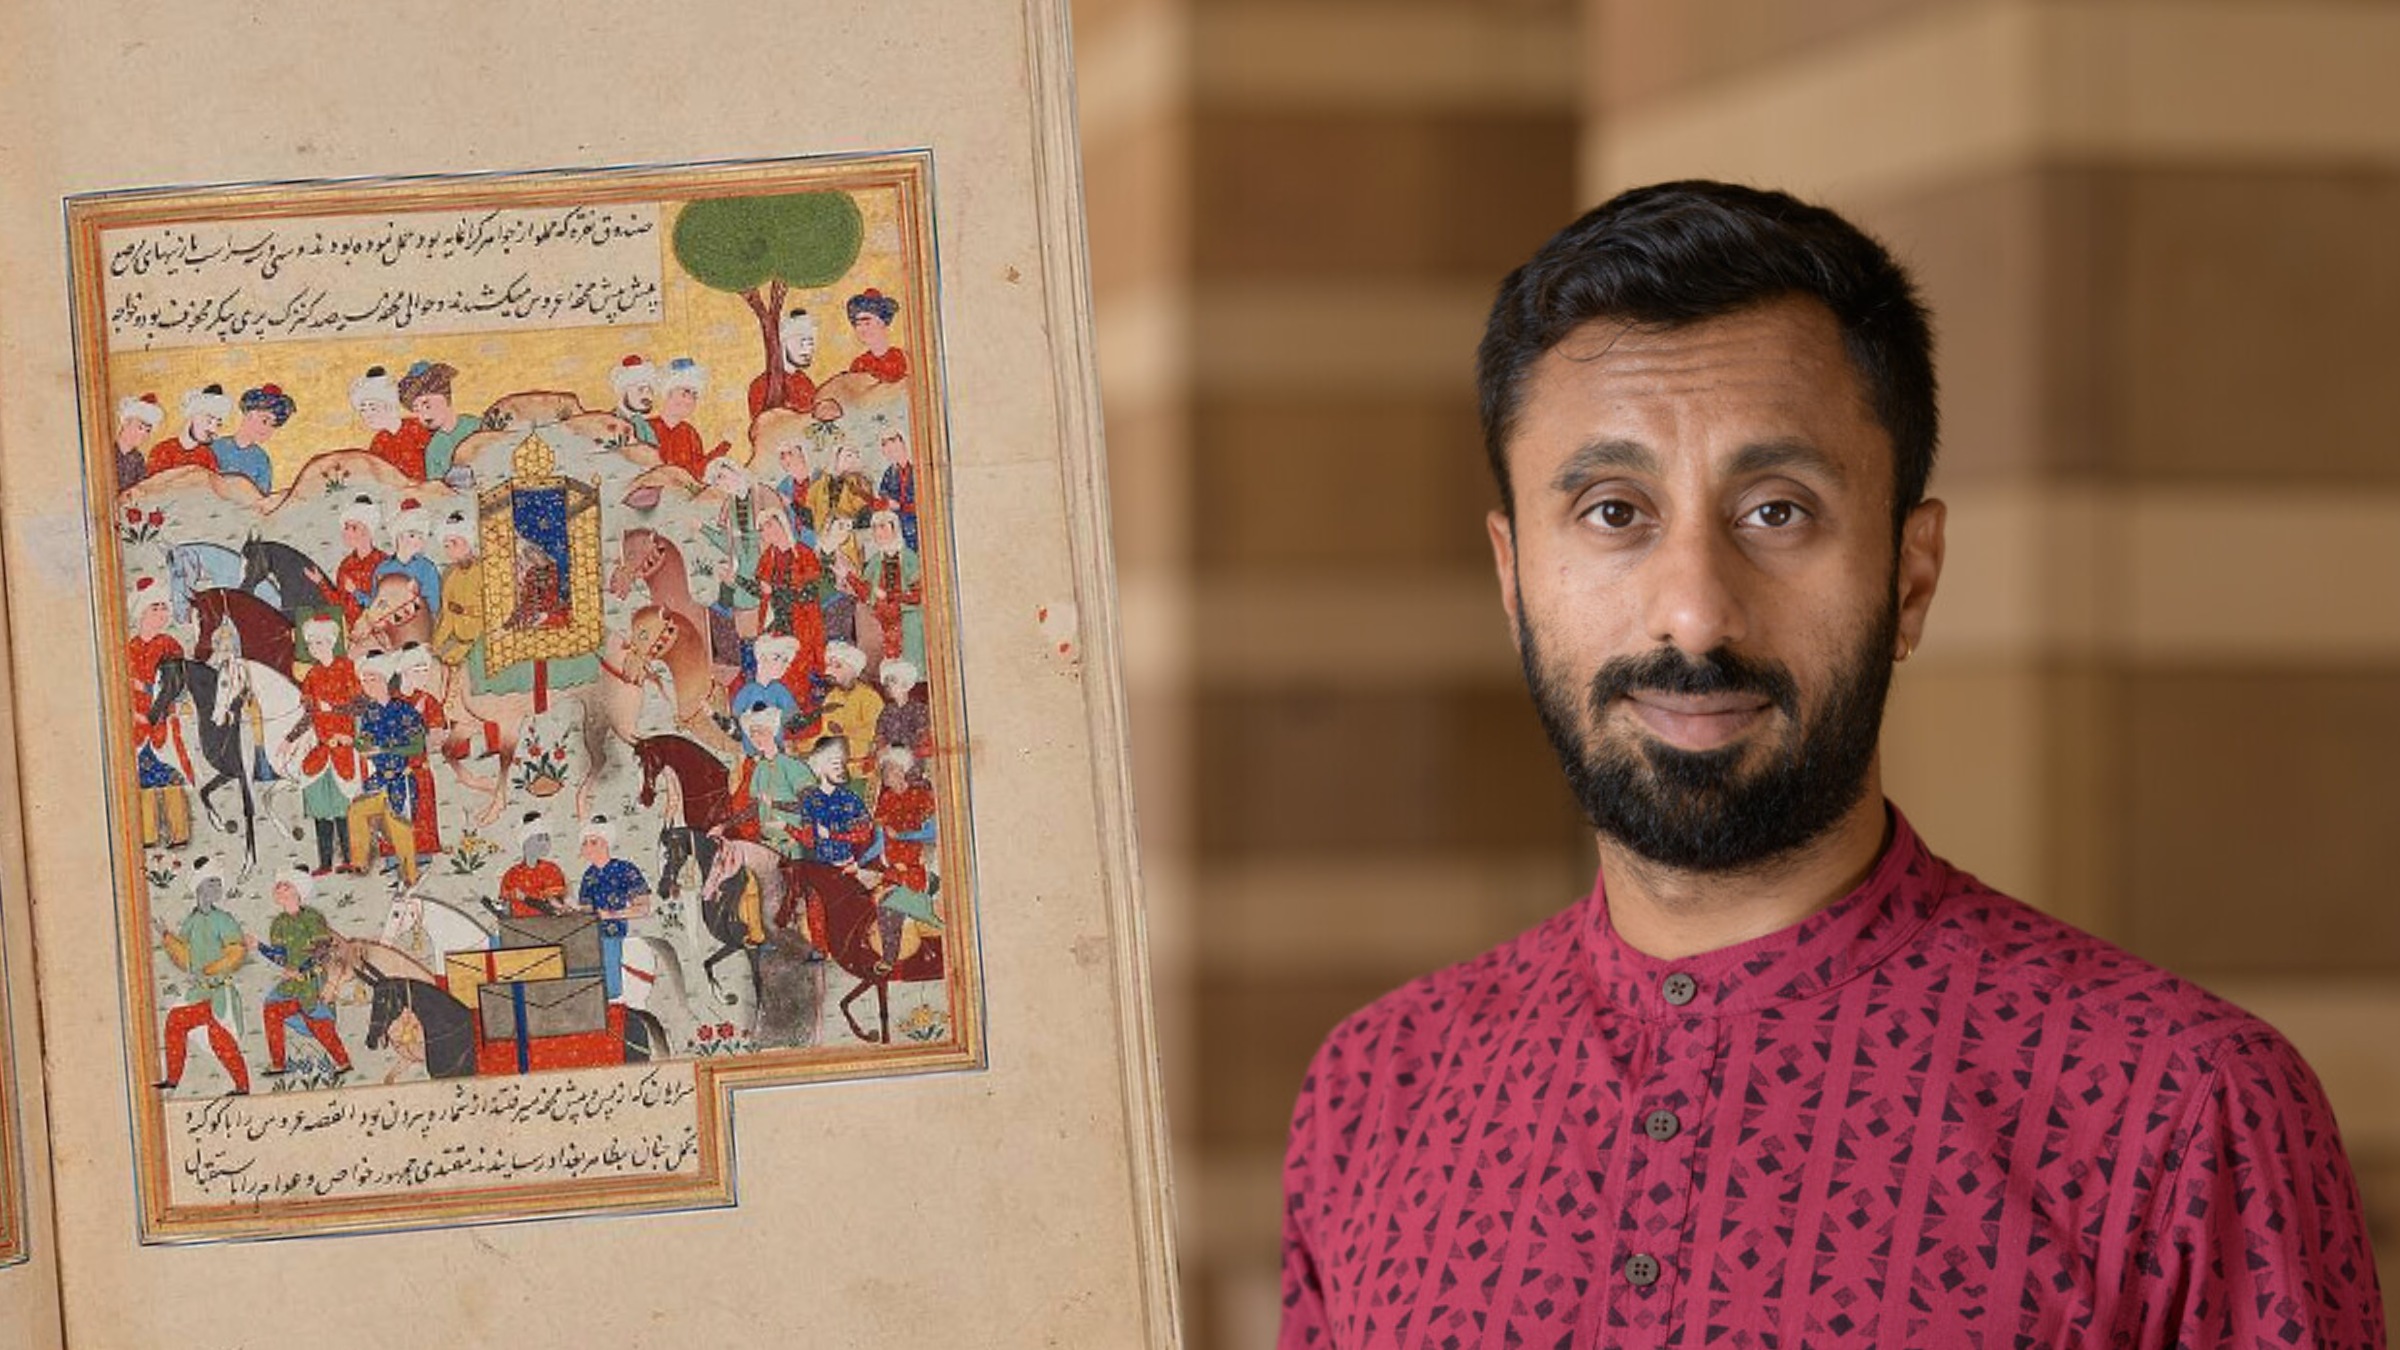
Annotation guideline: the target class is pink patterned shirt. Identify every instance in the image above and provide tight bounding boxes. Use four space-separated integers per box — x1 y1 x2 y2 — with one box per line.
1280 810 2383 1347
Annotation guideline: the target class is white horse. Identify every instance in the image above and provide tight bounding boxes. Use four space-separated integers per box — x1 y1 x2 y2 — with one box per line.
379 888 495 971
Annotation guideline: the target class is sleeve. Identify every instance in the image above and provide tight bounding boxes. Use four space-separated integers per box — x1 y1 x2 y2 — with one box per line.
1279 1035 1341 1349
2132 1029 2386 1347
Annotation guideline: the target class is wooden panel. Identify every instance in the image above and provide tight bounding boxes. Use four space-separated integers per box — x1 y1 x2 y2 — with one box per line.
1587 0 1945 114
2124 669 2400 976
1192 110 1575 280
2112 167 2400 484
1084 114 1190 297
1191 397 1494 571
1194 685 1587 855
1192 972 1408 1147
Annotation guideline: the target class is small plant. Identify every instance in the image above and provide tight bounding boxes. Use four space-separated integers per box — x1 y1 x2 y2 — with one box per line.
320 466 351 493
895 1004 948 1044
693 1021 752 1057
145 861 178 890
446 831 500 875
510 741 571 796
119 506 168 546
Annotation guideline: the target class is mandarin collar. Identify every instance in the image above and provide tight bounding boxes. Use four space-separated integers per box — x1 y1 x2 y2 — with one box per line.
1577 806 1947 1018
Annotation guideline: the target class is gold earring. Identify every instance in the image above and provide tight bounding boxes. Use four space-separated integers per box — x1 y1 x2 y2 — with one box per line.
1897 636 1916 662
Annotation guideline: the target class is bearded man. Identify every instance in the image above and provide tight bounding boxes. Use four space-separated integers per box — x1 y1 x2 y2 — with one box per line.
1277 182 2382 1347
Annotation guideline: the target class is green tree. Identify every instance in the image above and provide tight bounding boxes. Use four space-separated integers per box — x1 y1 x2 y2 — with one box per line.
672 192 865 411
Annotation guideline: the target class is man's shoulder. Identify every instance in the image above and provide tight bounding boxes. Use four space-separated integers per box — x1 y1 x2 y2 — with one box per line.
1923 862 2288 1064
1303 908 1581 1097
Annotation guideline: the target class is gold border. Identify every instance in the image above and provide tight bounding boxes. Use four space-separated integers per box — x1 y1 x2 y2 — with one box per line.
66 151 985 1242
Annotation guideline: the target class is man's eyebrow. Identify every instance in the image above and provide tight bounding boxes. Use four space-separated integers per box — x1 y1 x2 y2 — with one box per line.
1549 438 1658 493
1727 438 1846 484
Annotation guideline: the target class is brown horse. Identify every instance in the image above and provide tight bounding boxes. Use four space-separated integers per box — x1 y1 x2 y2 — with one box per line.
190 588 297 679
780 858 943 1044
633 733 736 898
608 528 710 637
625 604 735 754
351 574 434 658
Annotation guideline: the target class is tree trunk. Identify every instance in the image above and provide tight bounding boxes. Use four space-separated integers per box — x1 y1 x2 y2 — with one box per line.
749 279 790 411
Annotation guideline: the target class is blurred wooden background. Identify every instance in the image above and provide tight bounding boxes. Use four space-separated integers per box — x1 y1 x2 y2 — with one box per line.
1070 1 2400 1342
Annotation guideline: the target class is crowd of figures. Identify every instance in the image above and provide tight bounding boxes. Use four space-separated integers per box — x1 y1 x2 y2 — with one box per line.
120 286 955 1095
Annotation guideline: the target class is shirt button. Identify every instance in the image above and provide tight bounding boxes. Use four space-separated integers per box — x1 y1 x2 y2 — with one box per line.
1644 1108 1681 1142
1624 1253 1661 1287
1661 972 1699 1006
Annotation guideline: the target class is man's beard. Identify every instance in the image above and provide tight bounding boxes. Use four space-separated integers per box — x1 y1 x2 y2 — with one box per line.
1517 587 1898 874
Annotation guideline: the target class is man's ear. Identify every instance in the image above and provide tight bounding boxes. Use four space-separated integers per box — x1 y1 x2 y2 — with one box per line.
1487 508 1522 649
1895 498 1946 658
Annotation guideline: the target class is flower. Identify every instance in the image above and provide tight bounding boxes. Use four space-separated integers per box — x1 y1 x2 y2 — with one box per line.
146 509 165 527
697 1024 714 1043
716 1022 735 1038
124 507 141 523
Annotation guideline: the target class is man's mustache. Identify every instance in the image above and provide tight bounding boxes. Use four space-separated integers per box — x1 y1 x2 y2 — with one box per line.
1589 646 1801 720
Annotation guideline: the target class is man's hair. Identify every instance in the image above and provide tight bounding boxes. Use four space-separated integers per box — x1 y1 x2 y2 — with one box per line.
1476 180 1937 538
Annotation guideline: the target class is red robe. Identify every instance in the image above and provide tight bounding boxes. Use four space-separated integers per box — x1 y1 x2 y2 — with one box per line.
500 859 568 918
128 633 186 751
147 436 216 476
299 658 365 741
405 690 447 855
874 781 936 892
334 549 390 628
367 421 432 480
646 418 723 478
849 348 909 384
747 369 820 418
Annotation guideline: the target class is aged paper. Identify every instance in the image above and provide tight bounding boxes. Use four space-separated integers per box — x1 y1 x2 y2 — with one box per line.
73 156 983 1239
0 1 1175 1346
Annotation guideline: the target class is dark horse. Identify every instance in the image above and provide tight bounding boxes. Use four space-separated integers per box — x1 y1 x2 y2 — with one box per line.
633 734 736 899
358 951 667 1076
360 965 481 1079
238 534 339 629
781 859 943 1043
148 656 260 869
190 587 297 680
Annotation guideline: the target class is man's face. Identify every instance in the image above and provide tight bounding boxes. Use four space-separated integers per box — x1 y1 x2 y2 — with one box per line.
784 320 818 368
810 746 848 783
442 534 471 565
274 880 301 913
580 836 608 868
410 392 453 425
742 709 783 753
342 519 372 553
852 312 889 351
189 412 222 441
662 386 698 422
304 624 337 664
116 417 150 452
620 382 656 416
238 408 277 441
1487 298 1943 873
356 397 398 431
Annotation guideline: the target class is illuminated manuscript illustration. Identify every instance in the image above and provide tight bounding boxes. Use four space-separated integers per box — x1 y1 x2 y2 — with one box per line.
69 154 979 1239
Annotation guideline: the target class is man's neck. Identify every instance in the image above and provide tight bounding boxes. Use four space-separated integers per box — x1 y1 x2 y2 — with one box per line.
1599 777 1893 961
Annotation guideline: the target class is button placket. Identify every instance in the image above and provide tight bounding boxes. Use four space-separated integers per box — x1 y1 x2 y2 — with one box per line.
1613 1008 1715 1319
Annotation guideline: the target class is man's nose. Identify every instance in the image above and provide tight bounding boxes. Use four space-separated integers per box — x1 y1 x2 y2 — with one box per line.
1640 515 1748 659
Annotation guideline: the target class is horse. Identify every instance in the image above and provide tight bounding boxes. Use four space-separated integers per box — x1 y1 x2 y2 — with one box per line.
618 935 705 1054
190 588 297 680
690 841 830 1046
380 889 494 971
357 962 481 1080
351 574 434 657
237 534 338 625
610 527 740 682
781 858 942 1044
633 733 736 898
624 605 736 755
166 542 253 625
148 656 303 872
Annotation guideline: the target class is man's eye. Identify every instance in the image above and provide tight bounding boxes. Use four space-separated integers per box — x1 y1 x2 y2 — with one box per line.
1743 500 1804 528
1587 500 1639 529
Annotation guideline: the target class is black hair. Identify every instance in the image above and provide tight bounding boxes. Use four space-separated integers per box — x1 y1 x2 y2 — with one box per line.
1476 180 1937 539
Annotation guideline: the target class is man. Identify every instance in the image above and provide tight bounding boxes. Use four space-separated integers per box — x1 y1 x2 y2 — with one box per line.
869 745 940 975
127 576 196 849
500 813 568 918
794 735 876 875
1277 183 2384 1346
211 384 292 494
729 694 813 859
348 651 422 885
113 392 164 490
400 360 478 482
857 507 922 671
289 715 359 876
373 499 443 615
610 353 661 447
747 307 822 417
844 288 909 384
353 365 430 479
648 357 729 478
575 817 653 1003
816 642 884 803
149 384 230 477
728 634 803 755
429 512 484 673
253 871 353 1081
391 642 446 856
153 858 249 1094
874 429 917 552
328 497 389 628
